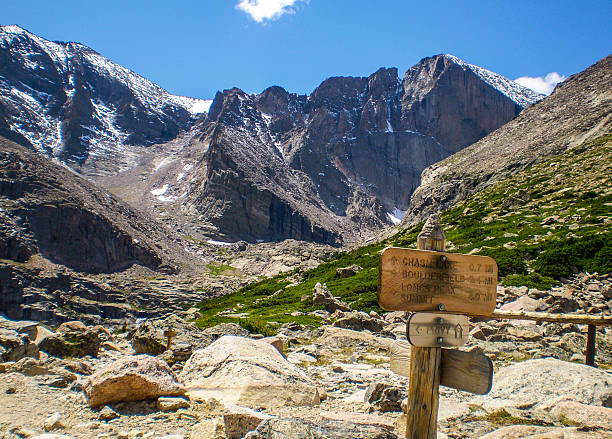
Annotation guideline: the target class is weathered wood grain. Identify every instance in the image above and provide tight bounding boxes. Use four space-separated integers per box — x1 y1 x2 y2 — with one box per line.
390 341 494 395
440 349 493 394
407 313 469 347
405 214 445 439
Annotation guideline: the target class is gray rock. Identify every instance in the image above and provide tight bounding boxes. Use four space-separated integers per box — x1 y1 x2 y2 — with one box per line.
180 336 319 409
336 265 362 279
478 358 612 409
312 283 351 313
333 311 384 333
364 383 405 412
0 328 39 362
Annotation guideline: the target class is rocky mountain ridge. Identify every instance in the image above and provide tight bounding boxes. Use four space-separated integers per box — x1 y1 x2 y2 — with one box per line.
105 54 543 244
0 25 211 177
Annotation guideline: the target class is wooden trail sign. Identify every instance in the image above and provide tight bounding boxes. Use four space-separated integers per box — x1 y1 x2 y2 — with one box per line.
379 214 499 439
407 313 469 347
390 340 494 395
378 247 498 315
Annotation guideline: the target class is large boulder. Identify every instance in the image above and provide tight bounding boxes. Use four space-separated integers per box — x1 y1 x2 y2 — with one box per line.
476 358 612 409
312 283 351 313
38 321 101 358
83 354 186 407
180 336 320 409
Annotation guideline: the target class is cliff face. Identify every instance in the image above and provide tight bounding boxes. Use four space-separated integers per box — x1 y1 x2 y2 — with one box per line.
401 55 530 153
402 54 612 227
111 55 542 245
0 25 209 177
0 136 188 273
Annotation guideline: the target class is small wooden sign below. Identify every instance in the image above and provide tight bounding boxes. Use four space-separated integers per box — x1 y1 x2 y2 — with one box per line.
389 340 494 395
407 313 469 347
378 247 498 315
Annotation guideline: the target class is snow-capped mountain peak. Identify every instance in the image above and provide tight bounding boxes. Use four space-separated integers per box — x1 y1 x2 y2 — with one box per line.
0 24 211 176
442 54 544 107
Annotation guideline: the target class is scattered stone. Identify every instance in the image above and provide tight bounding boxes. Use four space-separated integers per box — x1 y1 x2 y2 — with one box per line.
499 296 542 313
201 323 249 340
364 383 405 412
83 354 186 407
331 363 345 373
98 405 120 421
336 265 362 278
0 327 39 362
261 336 283 355
223 405 272 439
9 357 50 376
333 311 385 333
157 396 190 412
181 336 320 409
101 341 122 352
191 418 226 439
312 283 351 313
43 412 66 431
130 319 169 355
32 435 75 439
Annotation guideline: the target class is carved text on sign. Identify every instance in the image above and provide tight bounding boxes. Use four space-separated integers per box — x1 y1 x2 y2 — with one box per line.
378 247 498 315
407 313 469 347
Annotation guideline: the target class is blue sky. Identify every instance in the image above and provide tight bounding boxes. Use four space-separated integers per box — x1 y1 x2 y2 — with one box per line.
3 1 611 99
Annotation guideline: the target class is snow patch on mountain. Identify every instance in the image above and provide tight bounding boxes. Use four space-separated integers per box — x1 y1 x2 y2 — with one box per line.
387 208 406 225
0 25 210 173
443 54 544 107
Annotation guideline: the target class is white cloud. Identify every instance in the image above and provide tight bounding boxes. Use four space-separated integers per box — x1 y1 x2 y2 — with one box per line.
514 72 566 95
236 0 307 23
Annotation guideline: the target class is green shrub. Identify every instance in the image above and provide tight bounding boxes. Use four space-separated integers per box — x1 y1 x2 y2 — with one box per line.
532 233 611 278
477 247 528 277
503 273 557 290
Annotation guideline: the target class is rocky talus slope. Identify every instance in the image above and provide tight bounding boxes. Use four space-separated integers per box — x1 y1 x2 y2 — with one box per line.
106 54 541 244
402 53 612 225
0 273 610 439
0 135 215 324
0 25 210 176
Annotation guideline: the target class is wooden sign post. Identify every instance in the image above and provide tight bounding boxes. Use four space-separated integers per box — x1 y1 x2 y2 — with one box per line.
378 214 498 439
405 215 445 439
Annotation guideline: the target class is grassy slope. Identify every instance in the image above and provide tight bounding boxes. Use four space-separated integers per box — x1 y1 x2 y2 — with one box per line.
196 135 612 334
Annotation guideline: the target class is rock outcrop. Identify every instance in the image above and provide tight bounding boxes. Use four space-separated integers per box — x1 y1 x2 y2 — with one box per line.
476 358 612 409
38 321 101 358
